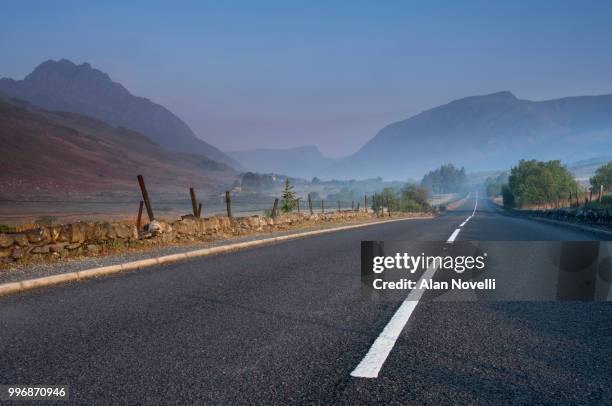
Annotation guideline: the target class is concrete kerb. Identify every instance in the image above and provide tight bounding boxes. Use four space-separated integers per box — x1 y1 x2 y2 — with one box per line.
0 215 433 297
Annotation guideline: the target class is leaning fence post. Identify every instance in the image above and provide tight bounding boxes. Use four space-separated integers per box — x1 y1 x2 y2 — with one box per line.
308 193 313 215
137 175 154 221
272 198 279 218
136 200 144 230
225 191 232 219
197 203 203 218
190 187 199 217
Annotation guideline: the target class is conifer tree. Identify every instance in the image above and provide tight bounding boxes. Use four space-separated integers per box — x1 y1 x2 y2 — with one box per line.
281 178 297 213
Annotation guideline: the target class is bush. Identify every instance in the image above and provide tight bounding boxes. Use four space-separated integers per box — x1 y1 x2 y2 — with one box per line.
400 184 430 212
501 184 515 208
35 216 58 226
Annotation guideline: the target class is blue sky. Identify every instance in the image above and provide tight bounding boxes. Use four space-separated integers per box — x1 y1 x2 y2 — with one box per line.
1 1 611 157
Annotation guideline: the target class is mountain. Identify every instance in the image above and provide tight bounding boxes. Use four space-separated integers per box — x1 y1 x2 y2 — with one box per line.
328 91 612 180
0 94 236 198
227 145 336 178
0 59 242 170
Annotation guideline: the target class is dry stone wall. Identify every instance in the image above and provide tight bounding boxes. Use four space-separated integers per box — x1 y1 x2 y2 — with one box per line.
0 211 421 264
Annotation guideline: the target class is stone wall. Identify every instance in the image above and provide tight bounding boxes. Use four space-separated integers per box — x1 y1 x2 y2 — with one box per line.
0 210 410 264
525 207 612 228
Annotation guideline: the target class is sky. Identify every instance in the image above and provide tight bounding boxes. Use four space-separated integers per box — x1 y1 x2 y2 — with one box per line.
1 1 612 157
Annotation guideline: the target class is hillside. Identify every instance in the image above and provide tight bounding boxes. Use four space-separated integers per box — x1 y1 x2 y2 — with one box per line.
0 95 236 199
329 91 612 180
0 59 242 170
227 146 336 178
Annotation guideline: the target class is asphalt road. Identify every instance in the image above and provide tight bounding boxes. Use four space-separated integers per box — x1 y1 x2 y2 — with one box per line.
0 194 610 404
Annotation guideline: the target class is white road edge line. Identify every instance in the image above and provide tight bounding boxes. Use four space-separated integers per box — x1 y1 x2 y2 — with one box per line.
351 191 479 379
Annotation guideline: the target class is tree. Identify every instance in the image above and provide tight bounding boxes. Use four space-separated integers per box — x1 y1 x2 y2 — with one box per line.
506 160 575 207
590 162 612 190
421 164 467 193
281 178 297 213
484 173 508 197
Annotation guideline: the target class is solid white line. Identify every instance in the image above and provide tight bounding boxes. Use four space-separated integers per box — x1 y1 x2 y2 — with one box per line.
351 191 480 379
350 264 439 378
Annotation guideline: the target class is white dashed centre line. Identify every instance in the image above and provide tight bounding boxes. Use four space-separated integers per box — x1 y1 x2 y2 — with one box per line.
350 191 479 378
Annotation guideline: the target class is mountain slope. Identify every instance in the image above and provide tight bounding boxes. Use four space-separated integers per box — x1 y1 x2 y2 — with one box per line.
0 94 236 199
329 91 612 180
0 59 242 170
227 145 336 178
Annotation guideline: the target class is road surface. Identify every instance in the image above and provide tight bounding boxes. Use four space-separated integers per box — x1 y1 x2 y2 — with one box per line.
1 194 610 404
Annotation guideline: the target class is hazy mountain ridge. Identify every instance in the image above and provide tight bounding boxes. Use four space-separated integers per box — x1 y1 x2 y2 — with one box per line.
227 145 336 178
0 59 242 170
0 94 236 198
329 91 612 180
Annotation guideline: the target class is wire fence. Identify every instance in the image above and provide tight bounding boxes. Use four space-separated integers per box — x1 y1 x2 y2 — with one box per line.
0 194 372 229
0 182 460 231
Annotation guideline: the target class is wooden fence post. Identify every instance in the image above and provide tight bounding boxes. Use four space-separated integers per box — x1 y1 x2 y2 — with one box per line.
589 187 593 204
297 198 300 213
197 203 203 218
584 186 588 207
365 195 368 213
308 193 313 215
272 198 279 218
575 188 579 206
357 202 360 211
137 175 154 221
136 200 144 230
352 201 354 211
225 191 232 219
190 187 199 217
321 200 325 213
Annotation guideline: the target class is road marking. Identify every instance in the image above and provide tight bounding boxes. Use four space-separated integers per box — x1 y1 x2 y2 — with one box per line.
447 228 461 242
350 264 438 378
351 190 480 378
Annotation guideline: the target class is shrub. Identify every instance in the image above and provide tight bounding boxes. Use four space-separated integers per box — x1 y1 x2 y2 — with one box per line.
35 216 58 226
